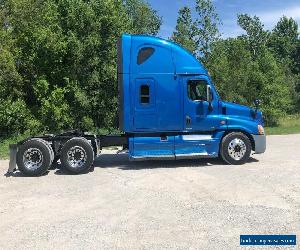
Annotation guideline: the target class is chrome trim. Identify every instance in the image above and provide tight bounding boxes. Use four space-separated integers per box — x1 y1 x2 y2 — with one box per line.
130 155 175 161
130 152 219 161
227 138 246 160
23 148 43 170
175 152 209 159
67 146 87 168
182 135 212 140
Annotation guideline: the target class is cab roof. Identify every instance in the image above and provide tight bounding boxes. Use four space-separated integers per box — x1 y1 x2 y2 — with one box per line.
121 34 208 75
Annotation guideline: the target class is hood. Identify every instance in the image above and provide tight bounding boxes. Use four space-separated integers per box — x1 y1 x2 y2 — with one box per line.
222 101 263 125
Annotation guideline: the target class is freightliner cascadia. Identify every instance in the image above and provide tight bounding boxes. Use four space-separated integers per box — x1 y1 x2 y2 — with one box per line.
7 34 266 176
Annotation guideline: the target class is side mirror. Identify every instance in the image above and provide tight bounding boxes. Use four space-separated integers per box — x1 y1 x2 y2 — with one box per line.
253 99 261 111
254 99 261 107
206 85 213 111
207 85 212 103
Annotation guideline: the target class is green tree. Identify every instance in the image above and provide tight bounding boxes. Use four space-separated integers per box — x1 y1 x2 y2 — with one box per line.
171 6 197 54
207 37 291 125
123 0 162 35
0 0 162 137
0 3 23 100
269 16 299 70
237 14 269 58
0 98 39 136
194 0 221 59
295 41 300 74
0 49 23 100
207 38 254 103
269 17 300 111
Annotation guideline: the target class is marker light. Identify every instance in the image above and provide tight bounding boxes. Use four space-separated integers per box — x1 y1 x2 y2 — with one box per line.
258 125 264 135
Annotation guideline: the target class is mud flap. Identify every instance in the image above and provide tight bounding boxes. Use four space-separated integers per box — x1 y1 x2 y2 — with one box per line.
7 144 18 175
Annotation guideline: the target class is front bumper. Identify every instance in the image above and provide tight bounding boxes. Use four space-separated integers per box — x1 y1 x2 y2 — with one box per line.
251 134 266 154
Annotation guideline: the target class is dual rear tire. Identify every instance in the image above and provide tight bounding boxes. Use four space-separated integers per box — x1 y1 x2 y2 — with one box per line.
16 137 94 176
16 138 53 176
60 138 94 174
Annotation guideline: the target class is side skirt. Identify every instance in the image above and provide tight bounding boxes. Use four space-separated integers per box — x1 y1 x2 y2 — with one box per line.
129 152 218 161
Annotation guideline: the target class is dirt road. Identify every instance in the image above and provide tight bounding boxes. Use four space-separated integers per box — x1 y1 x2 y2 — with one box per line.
0 134 299 249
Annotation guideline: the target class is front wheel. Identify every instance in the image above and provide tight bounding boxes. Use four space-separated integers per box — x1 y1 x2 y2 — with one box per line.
220 132 251 165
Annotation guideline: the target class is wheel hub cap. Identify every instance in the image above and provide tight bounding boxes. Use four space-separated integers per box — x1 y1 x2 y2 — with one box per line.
23 148 43 170
228 138 246 160
67 146 87 168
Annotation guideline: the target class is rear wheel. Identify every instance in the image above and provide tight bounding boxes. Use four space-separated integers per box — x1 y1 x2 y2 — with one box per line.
34 138 54 164
220 132 251 165
16 139 53 176
60 137 94 174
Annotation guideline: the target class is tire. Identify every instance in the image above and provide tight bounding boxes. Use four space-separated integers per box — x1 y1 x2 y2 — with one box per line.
34 138 54 163
220 132 251 165
60 137 94 174
16 139 53 176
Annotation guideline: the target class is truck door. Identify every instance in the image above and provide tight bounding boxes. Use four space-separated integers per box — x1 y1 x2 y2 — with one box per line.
183 76 220 132
174 76 221 158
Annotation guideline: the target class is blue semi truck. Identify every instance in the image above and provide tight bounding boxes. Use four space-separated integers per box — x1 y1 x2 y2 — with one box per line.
8 34 266 176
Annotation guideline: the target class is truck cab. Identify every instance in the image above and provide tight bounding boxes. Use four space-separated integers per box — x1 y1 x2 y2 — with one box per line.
118 34 266 164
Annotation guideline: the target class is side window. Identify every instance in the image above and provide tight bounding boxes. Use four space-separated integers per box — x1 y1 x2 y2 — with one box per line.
137 47 155 65
187 80 207 101
140 85 150 104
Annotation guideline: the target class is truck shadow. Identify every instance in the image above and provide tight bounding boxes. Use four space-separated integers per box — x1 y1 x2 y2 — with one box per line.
92 153 259 171
5 153 259 177
93 154 221 170
4 170 50 177
53 153 259 175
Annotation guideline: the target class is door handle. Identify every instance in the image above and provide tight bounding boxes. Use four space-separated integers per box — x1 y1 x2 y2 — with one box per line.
186 115 191 125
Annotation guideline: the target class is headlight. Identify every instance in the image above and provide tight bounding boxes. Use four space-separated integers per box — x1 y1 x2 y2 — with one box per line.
258 125 264 135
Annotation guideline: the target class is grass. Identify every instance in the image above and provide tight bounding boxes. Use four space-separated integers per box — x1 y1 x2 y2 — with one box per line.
0 133 31 159
266 115 300 135
1 115 299 159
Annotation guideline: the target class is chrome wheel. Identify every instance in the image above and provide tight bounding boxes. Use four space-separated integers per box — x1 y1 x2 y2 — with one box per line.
67 146 87 169
23 148 44 170
227 138 247 160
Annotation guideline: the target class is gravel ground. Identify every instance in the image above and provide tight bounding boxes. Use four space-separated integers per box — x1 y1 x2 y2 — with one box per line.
0 134 299 250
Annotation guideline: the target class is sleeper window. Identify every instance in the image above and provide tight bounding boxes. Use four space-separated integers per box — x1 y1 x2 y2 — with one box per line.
187 80 207 101
140 85 150 104
137 47 155 65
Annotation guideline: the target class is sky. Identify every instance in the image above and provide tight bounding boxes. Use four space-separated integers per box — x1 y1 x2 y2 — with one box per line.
147 0 300 39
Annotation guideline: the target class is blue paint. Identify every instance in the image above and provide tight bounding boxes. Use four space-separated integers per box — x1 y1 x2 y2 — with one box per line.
118 34 265 159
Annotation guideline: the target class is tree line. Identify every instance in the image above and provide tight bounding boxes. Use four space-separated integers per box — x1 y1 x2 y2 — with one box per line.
171 0 299 125
0 0 299 138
